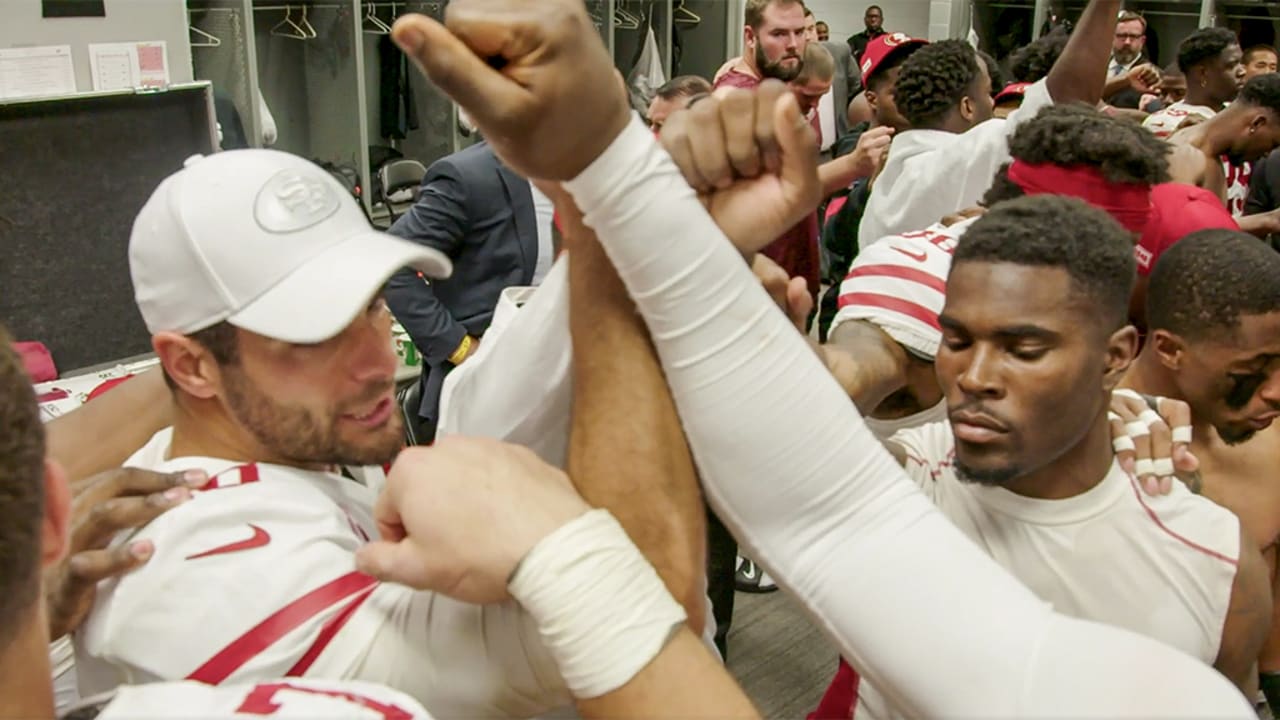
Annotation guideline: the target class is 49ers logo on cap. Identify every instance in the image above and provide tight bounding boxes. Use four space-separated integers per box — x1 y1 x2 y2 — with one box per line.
255 169 341 233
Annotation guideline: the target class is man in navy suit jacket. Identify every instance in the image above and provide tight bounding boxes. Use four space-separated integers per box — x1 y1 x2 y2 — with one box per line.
385 141 548 442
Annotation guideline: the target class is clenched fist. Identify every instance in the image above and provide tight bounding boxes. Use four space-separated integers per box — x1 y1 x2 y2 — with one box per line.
391 0 632 181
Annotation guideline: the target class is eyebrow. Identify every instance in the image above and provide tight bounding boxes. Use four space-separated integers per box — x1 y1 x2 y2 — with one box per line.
938 315 1060 341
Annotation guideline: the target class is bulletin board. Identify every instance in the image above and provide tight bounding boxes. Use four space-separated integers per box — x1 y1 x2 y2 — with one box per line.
0 82 216 372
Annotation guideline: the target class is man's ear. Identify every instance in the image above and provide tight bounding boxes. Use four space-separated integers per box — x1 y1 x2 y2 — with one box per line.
958 94 976 123
1249 111 1269 134
1150 329 1187 371
41 459 71 570
152 332 223 400
1103 325 1141 391
744 26 757 52
864 88 879 113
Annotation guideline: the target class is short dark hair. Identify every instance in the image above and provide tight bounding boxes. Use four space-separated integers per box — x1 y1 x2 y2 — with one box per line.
982 104 1171 206
1008 29 1070 84
1236 72 1280 116
745 0 803 31
895 39 981 128
953 195 1136 332
1177 27 1240 74
1244 44 1278 65
1147 229 1280 341
977 50 1006 96
655 75 713 102
0 325 46 648
867 5 882 15
161 321 240 391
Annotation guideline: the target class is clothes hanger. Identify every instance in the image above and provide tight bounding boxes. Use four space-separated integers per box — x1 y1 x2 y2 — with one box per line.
270 5 310 40
363 3 392 34
614 2 641 30
674 0 700 25
189 22 223 47
298 4 318 39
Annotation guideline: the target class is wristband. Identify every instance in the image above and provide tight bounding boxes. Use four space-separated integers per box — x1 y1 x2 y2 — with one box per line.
508 509 686 699
448 335 473 365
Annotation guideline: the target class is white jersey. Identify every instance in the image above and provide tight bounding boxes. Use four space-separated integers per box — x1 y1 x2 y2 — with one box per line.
1225 160 1253 218
1140 102 1252 218
1142 101 1216 139
67 679 432 719
74 430 569 718
829 221 970 441
831 220 973 360
858 79 1054 249
850 421 1241 720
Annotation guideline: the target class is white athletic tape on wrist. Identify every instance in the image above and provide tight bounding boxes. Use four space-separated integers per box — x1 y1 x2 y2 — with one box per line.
1138 409 1163 427
1124 421 1150 438
1152 458 1175 477
1134 459 1156 477
508 509 686 699
1171 426 1192 444
1112 436 1136 453
1113 388 1144 403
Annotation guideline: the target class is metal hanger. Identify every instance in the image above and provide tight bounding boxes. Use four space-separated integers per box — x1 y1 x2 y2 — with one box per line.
189 22 223 47
363 2 392 33
270 5 310 39
674 0 700 25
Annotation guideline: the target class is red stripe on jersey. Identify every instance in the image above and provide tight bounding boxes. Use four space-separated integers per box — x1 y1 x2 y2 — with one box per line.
836 292 942 330
285 585 377 677
187 571 378 685
204 464 262 491
809 657 861 720
844 263 947 293
1128 479 1238 567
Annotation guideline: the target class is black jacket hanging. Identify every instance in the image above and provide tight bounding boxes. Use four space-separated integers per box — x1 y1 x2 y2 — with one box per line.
379 34 420 139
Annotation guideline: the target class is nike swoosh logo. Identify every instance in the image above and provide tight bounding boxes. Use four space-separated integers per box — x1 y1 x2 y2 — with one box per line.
186 524 271 560
891 247 929 263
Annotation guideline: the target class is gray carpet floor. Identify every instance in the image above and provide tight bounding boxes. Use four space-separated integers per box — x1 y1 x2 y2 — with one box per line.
725 591 839 718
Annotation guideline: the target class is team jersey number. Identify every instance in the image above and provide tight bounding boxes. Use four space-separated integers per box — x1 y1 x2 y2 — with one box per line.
235 682 416 720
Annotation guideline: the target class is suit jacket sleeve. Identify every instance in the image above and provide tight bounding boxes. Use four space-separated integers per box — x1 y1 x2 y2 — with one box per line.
385 160 471 365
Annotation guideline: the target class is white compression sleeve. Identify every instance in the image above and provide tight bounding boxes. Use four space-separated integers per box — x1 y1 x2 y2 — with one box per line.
563 117 1251 719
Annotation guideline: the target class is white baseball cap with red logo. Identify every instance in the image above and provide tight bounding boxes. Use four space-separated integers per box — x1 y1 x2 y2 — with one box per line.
130 149 451 344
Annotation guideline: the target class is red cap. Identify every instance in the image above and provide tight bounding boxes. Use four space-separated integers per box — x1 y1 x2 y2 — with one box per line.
859 32 929 85
994 82 1032 105
1134 183 1239 276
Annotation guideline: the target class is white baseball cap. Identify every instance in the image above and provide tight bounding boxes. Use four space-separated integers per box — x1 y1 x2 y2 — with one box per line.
130 149 451 344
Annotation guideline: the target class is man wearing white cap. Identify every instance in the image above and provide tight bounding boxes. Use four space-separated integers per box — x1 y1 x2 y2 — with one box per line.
72 149 584 718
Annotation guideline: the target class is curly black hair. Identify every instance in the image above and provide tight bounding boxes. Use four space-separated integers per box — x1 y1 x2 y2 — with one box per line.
982 104 1171 207
1008 29 1070 84
1147 229 1280 340
894 39 981 128
1237 72 1280 115
1177 27 1239 74
955 195 1136 332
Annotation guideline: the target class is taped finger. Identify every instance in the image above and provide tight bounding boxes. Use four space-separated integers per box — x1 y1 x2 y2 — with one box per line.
1152 458 1175 477
1124 421 1151 438
1113 436 1136 453
1171 426 1193 444
1138 409 1163 427
1134 459 1156 477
